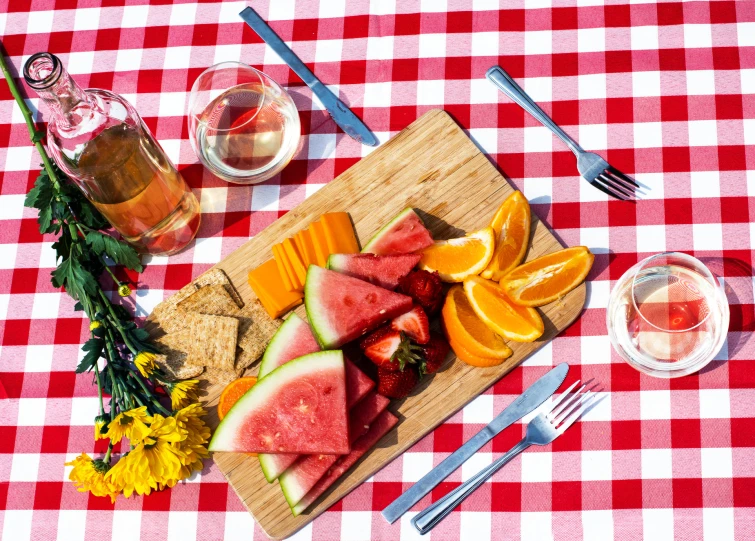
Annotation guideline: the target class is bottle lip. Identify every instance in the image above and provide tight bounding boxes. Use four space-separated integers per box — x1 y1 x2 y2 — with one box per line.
23 52 62 90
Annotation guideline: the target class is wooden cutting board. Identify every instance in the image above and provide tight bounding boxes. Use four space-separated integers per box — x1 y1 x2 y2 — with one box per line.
202 109 585 539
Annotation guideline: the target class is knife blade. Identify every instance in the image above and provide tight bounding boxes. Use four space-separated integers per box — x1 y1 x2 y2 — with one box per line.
239 7 379 147
381 363 569 524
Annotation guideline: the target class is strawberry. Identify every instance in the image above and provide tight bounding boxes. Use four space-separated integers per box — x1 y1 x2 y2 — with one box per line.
398 270 444 315
390 305 430 344
377 366 419 399
419 332 450 375
359 326 423 371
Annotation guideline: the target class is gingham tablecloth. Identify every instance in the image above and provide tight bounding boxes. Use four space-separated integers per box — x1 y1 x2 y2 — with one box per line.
1 0 754 539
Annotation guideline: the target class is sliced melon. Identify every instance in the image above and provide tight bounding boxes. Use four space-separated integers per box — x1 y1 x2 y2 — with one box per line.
327 253 421 290
279 391 389 508
305 266 413 349
292 409 399 516
258 314 320 379
259 355 374 482
361 208 434 256
209 351 349 454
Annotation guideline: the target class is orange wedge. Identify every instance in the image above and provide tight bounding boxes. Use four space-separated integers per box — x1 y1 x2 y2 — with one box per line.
499 246 594 307
218 376 257 421
442 285 512 361
449 336 508 368
481 191 531 281
419 227 495 282
463 276 544 342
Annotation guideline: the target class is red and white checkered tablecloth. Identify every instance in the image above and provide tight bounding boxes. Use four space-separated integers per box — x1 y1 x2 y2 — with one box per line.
1 0 755 539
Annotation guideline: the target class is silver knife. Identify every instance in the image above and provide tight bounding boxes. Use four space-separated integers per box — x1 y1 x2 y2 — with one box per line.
239 7 379 147
381 363 569 524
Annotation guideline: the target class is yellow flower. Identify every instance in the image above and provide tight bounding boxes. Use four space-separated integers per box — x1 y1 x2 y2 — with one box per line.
174 403 211 477
89 321 101 331
94 414 108 440
118 284 132 297
66 453 119 503
106 414 187 497
168 380 199 410
134 351 157 378
104 406 151 444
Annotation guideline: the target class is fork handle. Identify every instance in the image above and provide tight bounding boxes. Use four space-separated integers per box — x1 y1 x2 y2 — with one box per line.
412 438 532 535
486 65 583 156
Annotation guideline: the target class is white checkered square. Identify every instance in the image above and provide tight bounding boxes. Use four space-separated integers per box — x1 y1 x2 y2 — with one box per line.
468 128 498 154
634 122 663 149
402 452 433 482
121 5 149 28
315 39 343 63
340 512 371 541
739 23 755 46
640 390 672 420
582 450 613 481
419 34 446 58
164 47 192 70
26 10 54 34
170 3 197 26
523 77 552 103
742 69 755 94
74 8 101 31
690 171 721 198
308 132 337 159
684 24 713 48
632 71 661 97
31 292 61 319
416 80 445 105
579 124 608 150
688 120 718 146
24 345 55 373
320 0 347 18
463 394 493 424
636 224 666 252
578 73 607 100
113 512 143 541
199 187 229 214
10 453 40 482
525 31 552 55
692 223 723 251
521 512 552 541
461 451 492 482
223 512 257 541
524 126 553 152
631 26 659 51
17 398 46 426
699 389 730 418
363 82 392 108
115 49 143 72
521 451 551 482
586 280 610 309
643 509 674 541
701 448 733 478
192 236 223 264
472 32 499 57
580 335 611 365
0 193 25 219
743 119 755 146
641 448 673 479
366 36 394 60
582 510 614 541
251 185 281 211
704 508 735 541
56 511 87 541
2 510 33 541
460 512 491 541
167 511 197 541
686 70 716 96
578 27 605 53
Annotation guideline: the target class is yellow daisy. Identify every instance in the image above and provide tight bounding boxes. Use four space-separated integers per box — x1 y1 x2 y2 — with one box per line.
168 380 199 411
134 351 157 378
94 414 108 440
66 453 119 503
106 414 187 497
104 406 151 444
174 403 211 477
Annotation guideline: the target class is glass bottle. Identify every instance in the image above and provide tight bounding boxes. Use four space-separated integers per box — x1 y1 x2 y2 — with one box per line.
23 52 200 256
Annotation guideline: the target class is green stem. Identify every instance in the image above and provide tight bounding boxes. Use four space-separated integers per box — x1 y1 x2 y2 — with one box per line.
103 443 113 464
0 43 63 191
128 372 171 416
93 362 105 416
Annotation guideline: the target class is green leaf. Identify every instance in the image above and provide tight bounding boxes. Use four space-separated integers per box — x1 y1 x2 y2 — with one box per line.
51 256 100 301
77 201 107 230
24 170 53 211
77 338 104 373
31 130 45 144
85 231 143 272
37 206 53 233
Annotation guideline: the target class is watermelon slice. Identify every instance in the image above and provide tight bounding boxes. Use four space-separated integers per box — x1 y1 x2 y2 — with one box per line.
279 391 390 508
361 208 434 256
259 355 374 482
258 314 320 379
305 266 413 349
209 351 349 454
326 253 421 290
292 409 399 516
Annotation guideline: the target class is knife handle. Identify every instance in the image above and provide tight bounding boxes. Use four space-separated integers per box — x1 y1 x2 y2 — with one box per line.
381 427 494 524
239 7 319 88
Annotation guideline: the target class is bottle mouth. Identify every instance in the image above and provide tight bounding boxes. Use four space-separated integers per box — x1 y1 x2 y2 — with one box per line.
23 52 62 90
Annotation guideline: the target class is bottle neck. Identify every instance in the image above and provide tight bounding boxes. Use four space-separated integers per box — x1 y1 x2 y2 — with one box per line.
24 53 90 125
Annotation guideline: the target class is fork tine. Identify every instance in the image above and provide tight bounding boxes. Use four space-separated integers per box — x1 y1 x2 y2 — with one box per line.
599 173 636 199
603 170 638 195
589 177 626 201
545 380 581 415
556 392 598 432
607 166 640 188
554 389 592 425
548 383 588 420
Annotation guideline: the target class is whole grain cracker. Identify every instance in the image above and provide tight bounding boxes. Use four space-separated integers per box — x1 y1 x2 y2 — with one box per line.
189 314 239 372
154 331 205 381
234 347 258 377
236 298 281 361
177 284 241 317
204 367 239 386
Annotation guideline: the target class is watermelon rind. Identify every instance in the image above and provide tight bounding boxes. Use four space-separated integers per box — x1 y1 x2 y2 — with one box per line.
361 208 433 255
208 350 347 453
259 452 297 483
258 313 319 379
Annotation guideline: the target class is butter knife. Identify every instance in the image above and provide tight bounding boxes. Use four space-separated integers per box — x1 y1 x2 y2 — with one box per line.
239 7 379 147
381 363 569 524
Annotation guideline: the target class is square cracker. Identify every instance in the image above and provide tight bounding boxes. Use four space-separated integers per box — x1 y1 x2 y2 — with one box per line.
154 330 205 381
148 268 243 334
177 284 241 317
189 314 239 372
236 299 281 362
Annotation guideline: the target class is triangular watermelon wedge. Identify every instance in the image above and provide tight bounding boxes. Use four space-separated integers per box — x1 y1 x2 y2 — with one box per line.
326 253 421 290
258 356 375 482
292 409 399 516
209 351 349 454
258 313 321 379
361 208 434 255
279 391 390 508
305 266 413 349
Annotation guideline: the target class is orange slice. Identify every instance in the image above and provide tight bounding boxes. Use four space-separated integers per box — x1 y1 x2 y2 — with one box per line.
442 285 512 360
449 336 507 368
463 276 544 342
218 377 257 421
419 227 495 282
499 246 594 307
481 191 531 281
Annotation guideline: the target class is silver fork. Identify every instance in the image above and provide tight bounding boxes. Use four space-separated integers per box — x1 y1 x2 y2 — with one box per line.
411 380 597 535
486 65 638 201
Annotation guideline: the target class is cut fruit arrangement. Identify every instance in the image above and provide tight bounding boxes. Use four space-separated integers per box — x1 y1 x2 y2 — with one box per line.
207 197 592 517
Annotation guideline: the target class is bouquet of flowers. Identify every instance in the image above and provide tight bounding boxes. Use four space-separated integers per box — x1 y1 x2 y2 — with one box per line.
0 46 210 502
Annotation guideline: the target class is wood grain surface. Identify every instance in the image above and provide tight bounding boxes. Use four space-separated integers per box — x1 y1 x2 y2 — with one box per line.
196 110 586 539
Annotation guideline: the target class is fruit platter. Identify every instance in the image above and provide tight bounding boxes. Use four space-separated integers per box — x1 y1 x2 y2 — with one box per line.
146 110 589 539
